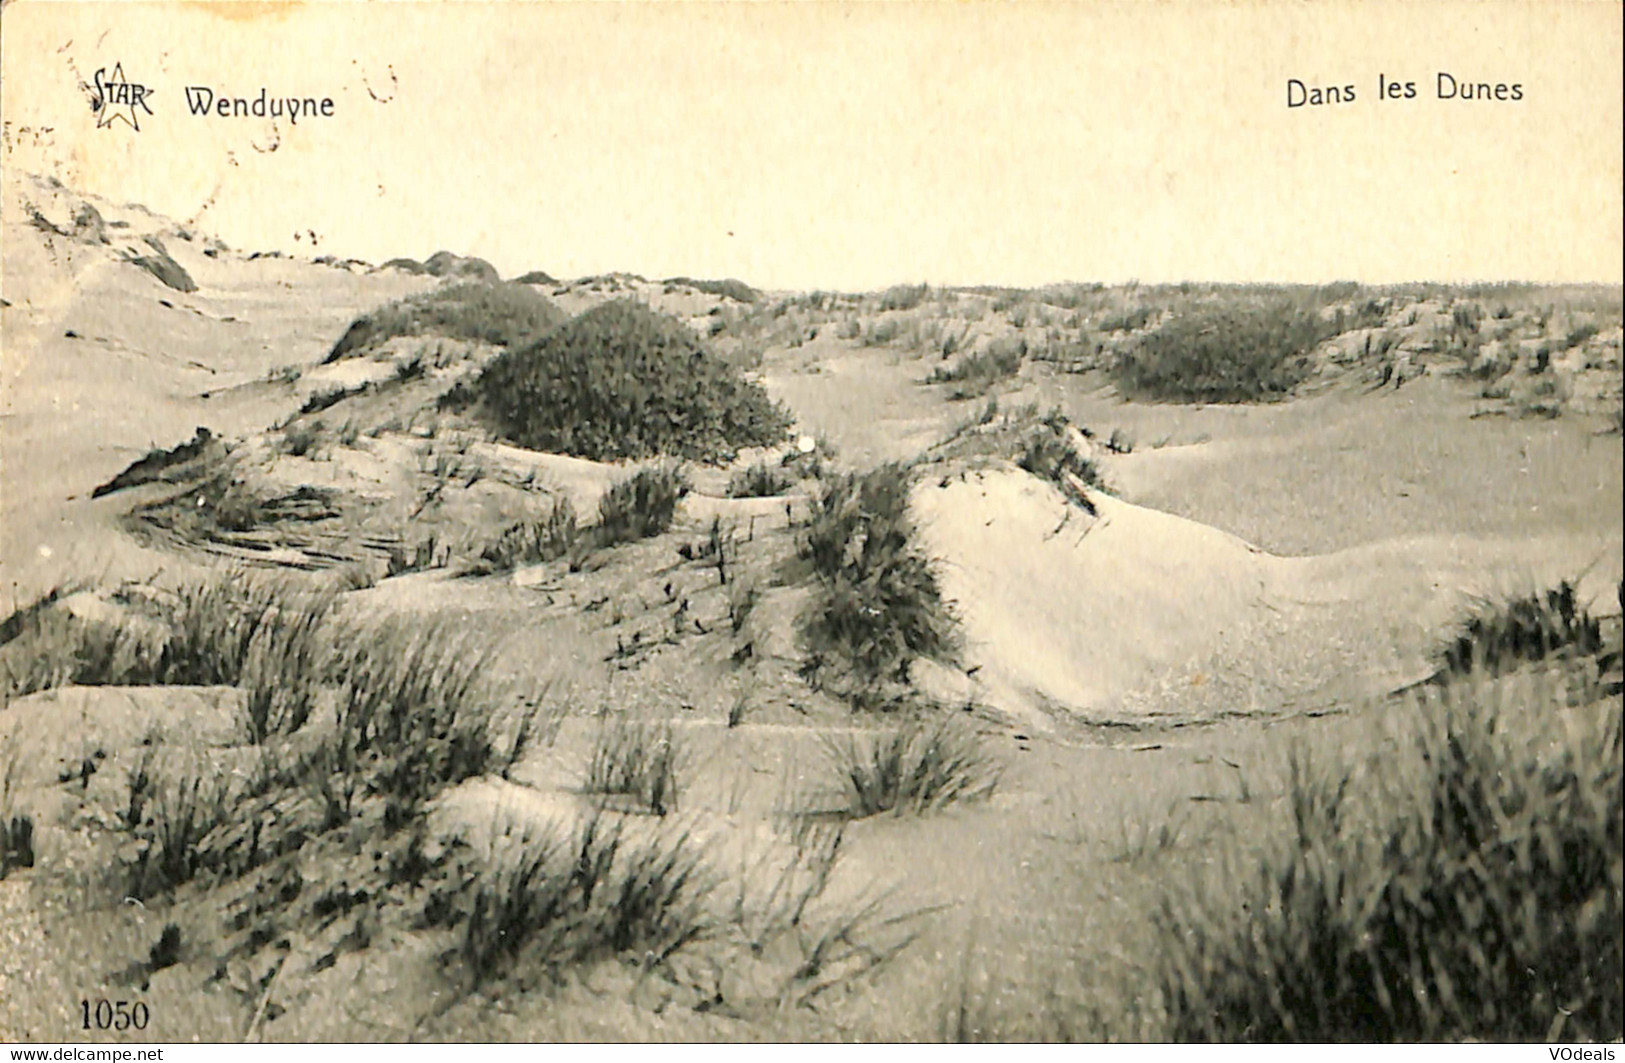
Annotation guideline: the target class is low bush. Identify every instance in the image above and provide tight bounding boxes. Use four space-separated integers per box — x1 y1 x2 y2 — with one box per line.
1112 299 1331 403
799 465 956 703
472 300 792 462
879 284 930 312
1016 408 1106 506
326 282 566 362
824 716 1000 817
1563 322 1601 350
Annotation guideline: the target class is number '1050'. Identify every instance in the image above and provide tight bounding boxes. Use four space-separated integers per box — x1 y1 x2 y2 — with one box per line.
81 999 150 1031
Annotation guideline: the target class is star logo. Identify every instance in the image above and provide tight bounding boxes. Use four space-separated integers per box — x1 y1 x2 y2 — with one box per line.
92 64 155 131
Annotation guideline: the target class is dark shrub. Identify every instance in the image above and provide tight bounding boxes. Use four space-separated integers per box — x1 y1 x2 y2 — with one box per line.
326 282 565 362
477 497 580 571
664 277 760 303
1112 299 1331 403
473 300 791 462
1439 581 1606 679
1149 684 1622 1041
799 465 956 702
879 284 929 312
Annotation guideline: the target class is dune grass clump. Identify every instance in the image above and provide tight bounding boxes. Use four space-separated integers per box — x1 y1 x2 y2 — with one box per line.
727 460 795 498
442 812 713 989
596 464 690 547
471 300 792 462
0 578 335 732
799 465 956 705
825 716 1000 818
326 281 566 362
326 618 514 830
1141 682 1622 1042
476 497 581 572
585 717 682 816
879 283 930 312
1112 298 1331 403
1438 580 1609 680
119 756 233 900
927 338 1024 400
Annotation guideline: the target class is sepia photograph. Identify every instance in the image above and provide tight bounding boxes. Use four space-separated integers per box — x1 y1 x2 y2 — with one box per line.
1 0 1621 1047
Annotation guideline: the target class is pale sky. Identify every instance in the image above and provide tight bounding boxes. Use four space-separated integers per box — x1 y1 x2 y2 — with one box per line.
3 1 1621 289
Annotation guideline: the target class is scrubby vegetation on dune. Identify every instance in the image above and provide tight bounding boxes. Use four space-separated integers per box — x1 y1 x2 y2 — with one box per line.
727 459 795 499
1112 296 1332 403
595 463 690 546
1 742 35 878
927 337 1025 400
325 281 565 362
798 464 957 706
584 716 683 816
466 300 792 462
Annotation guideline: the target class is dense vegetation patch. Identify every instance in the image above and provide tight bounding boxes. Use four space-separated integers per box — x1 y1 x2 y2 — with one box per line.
927 338 1024 400
326 282 565 362
799 464 956 706
468 300 792 462
1111 298 1333 403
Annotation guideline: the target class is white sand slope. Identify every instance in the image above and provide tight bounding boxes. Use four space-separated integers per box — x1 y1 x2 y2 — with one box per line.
913 467 1623 729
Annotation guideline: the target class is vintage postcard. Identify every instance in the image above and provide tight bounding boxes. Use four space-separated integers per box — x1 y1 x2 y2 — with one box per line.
1 0 1621 1048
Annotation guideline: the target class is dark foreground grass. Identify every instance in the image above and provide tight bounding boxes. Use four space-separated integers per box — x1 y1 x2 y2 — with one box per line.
0 578 336 735
1071 672 1623 1043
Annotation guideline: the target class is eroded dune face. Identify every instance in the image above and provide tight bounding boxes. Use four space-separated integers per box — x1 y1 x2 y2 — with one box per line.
913 468 1622 729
